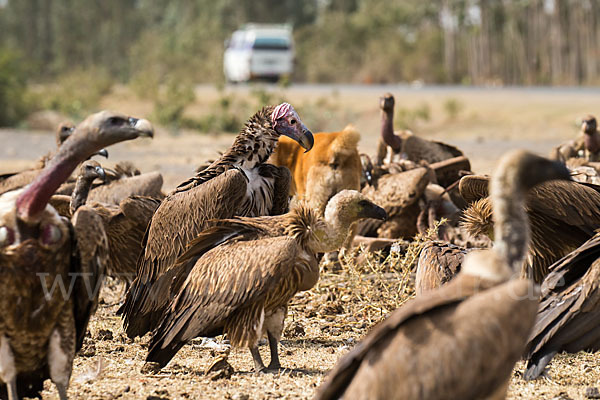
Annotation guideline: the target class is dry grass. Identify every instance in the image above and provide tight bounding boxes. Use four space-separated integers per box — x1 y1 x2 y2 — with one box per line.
3 87 600 399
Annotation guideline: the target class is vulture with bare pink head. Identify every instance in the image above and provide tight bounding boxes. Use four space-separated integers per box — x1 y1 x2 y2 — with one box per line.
121 103 314 339
0 110 153 400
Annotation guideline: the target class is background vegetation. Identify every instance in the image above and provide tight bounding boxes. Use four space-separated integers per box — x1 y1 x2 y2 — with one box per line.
0 0 599 126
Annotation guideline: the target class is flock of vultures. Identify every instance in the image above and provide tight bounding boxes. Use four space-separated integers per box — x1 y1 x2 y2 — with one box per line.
1 95 600 400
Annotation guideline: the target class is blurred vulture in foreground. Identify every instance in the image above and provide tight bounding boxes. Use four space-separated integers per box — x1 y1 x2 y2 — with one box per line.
122 103 314 339
51 161 161 284
524 233 600 380
0 122 108 195
0 111 153 400
315 150 571 400
460 173 600 283
145 190 386 372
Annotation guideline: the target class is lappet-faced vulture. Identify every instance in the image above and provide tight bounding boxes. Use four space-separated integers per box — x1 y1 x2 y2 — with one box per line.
0 122 108 196
144 190 386 372
460 173 600 283
524 232 600 380
0 111 153 400
315 150 571 400
121 103 314 339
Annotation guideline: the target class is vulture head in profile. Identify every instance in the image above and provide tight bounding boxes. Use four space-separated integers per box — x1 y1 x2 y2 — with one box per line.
56 121 75 146
69 160 107 215
582 115 597 135
270 102 314 152
380 92 395 114
17 111 153 222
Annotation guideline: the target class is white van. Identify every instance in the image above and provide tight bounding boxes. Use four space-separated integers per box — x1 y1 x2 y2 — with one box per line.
223 24 294 83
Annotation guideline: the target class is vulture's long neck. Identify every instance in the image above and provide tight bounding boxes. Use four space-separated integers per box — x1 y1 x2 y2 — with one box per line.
70 175 95 214
381 108 401 152
224 107 278 169
16 137 88 220
490 167 529 275
311 206 355 254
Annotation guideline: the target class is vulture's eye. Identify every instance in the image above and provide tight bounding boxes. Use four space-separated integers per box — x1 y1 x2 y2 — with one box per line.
107 117 123 126
358 200 369 207
0 226 15 247
290 119 297 125
40 224 62 246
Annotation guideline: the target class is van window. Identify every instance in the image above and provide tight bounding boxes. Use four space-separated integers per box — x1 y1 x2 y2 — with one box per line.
252 37 290 51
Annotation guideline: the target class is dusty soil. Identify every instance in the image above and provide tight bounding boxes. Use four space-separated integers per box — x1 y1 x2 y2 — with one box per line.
2 85 600 399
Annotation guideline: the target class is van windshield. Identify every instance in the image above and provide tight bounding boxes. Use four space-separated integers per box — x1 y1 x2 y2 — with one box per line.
252 37 290 50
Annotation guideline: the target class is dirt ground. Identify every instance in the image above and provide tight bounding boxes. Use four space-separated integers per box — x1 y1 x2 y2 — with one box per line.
2 85 600 399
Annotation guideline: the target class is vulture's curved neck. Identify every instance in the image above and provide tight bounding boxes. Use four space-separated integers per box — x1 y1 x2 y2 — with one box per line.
490 173 529 276
227 116 278 169
70 175 94 214
17 140 85 221
381 109 401 152
311 207 354 253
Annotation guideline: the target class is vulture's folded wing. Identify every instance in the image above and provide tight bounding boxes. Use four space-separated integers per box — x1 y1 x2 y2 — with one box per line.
147 234 302 366
122 168 248 337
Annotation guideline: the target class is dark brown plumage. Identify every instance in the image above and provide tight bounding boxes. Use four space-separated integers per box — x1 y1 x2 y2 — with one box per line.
376 93 463 166
357 167 430 239
59 162 160 284
0 110 153 400
524 233 600 380
460 174 600 283
122 103 314 339
415 241 472 295
145 190 386 371
315 150 571 400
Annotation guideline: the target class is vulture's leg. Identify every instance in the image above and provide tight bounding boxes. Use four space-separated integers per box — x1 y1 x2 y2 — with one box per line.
265 306 286 370
266 331 281 370
48 311 75 400
249 346 266 372
0 335 18 400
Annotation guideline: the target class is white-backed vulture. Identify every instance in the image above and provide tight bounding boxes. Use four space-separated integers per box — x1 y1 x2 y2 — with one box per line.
0 111 153 400
0 122 108 196
315 150 571 400
376 93 463 166
145 190 386 372
357 166 430 239
524 232 600 380
51 161 161 285
415 241 473 295
121 103 314 339
459 174 600 283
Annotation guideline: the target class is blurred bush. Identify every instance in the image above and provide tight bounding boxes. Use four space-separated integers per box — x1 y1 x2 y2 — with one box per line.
443 98 464 121
0 47 34 126
36 68 112 118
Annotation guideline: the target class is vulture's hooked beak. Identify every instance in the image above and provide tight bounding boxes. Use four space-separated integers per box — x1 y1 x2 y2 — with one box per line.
298 128 314 153
359 202 387 221
128 117 154 138
95 165 107 182
95 149 109 158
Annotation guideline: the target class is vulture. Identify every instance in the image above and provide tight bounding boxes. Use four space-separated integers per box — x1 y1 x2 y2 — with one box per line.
0 111 153 400
50 161 161 284
145 190 386 372
524 232 600 380
415 241 472 295
55 161 164 204
0 122 108 196
315 150 571 400
581 115 600 162
122 103 314 339
375 93 463 166
357 166 430 239
459 174 600 283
